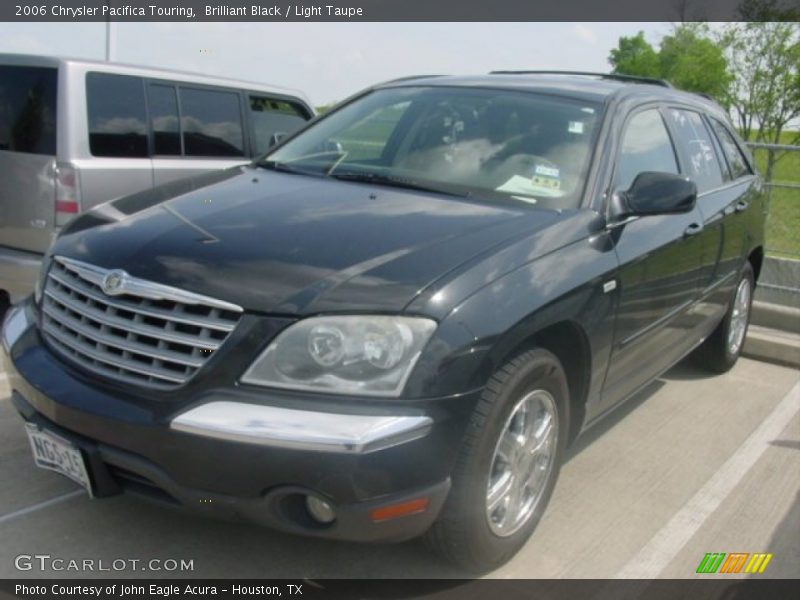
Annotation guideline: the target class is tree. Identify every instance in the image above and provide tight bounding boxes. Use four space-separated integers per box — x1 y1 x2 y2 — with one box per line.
720 20 800 183
608 32 661 79
659 25 732 100
608 25 731 100
738 0 800 20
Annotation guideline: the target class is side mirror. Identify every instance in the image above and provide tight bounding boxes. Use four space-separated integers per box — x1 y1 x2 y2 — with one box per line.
611 172 697 220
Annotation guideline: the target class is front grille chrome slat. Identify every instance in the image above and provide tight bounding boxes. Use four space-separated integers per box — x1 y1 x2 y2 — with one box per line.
42 300 205 368
47 269 237 332
42 286 221 351
41 256 243 389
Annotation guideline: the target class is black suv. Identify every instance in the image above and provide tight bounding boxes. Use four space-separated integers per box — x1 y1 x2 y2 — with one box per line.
1 72 764 571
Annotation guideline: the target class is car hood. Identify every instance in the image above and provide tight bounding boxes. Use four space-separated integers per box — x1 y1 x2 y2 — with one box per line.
53 166 562 315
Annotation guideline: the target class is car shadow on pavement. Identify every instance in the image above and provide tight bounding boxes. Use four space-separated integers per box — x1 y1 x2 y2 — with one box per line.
564 379 666 462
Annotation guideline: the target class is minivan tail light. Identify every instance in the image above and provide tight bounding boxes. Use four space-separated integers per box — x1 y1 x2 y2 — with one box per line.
55 163 81 227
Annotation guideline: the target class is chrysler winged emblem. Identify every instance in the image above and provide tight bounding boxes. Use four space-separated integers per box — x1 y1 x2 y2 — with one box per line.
101 270 127 296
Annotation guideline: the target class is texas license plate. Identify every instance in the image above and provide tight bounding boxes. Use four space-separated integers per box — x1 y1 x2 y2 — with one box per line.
26 424 92 496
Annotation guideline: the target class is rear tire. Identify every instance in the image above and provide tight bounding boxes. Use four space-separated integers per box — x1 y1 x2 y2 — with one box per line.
425 348 569 572
693 262 754 374
0 292 9 322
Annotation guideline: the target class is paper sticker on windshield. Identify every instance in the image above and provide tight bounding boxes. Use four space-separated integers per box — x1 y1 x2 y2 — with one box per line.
568 121 585 134
530 164 561 192
534 164 560 178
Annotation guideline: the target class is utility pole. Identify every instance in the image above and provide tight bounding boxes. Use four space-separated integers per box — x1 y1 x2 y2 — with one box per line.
105 3 115 61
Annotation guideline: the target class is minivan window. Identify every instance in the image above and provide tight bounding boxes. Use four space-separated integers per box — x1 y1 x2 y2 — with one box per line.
0 65 57 155
249 95 308 155
148 84 181 156
666 108 723 193
265 87 602 209
179 87 245 157
615 109 678 191
708 119 751 179
86 72 148 158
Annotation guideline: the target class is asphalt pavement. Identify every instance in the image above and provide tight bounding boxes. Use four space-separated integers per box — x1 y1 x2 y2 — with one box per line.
0 357 797 579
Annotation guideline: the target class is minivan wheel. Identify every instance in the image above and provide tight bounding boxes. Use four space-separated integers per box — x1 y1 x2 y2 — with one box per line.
693 262 755 374
425 348 568 572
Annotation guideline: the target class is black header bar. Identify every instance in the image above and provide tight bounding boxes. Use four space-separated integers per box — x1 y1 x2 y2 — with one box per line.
2 0 762 22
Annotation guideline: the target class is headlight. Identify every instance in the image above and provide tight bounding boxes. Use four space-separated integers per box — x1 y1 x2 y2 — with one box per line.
241 315 437 397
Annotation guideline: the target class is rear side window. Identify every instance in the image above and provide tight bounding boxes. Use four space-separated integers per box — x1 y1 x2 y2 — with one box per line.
249 95 309 155
179 87 245 157
148 84 180 156
708 119 751 179
0 65 57 155
86 73 147 158
615 109 678 191
665 108 724 193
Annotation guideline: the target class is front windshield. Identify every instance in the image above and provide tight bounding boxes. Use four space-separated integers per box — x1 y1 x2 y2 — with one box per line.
264 86 602 208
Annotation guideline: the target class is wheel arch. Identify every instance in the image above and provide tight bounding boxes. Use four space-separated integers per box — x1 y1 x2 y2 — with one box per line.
483 319 592 446
748 246 764 282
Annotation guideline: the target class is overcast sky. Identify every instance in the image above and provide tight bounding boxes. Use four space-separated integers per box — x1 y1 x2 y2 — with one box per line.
0 22 677 105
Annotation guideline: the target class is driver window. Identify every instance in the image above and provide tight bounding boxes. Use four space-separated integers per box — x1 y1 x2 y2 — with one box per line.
615 109 678 191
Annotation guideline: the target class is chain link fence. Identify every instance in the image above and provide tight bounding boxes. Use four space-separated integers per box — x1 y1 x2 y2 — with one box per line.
747 142 799 308
747 142 800 258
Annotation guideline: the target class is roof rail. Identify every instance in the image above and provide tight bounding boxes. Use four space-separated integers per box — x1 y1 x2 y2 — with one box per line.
693 91 716 102
488 70 673 88
379 74 444 85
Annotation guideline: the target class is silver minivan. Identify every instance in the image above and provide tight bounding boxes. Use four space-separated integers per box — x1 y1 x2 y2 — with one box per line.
0 53 314 310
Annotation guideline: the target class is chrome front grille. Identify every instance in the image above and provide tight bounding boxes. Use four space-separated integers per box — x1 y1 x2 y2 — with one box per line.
41 256 243 389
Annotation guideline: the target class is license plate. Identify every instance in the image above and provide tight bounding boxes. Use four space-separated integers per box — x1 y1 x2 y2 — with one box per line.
26 424 93 496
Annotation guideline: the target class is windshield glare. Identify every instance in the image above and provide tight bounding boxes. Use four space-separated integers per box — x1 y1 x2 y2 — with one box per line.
266 87 601 208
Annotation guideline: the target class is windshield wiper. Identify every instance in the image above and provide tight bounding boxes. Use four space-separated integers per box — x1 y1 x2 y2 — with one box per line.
330 171 468 197
256 160 324 178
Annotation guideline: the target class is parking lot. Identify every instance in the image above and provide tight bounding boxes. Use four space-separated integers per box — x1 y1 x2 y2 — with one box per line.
0 356 797 579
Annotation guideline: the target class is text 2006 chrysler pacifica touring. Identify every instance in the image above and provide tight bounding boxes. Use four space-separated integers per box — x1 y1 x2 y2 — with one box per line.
1 72 764 571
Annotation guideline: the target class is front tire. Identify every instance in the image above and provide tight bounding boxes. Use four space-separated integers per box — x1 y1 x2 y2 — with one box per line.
693 262 754 373
425 348 569 572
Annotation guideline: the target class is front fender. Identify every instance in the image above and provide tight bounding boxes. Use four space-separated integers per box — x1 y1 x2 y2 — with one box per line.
403 226 619 412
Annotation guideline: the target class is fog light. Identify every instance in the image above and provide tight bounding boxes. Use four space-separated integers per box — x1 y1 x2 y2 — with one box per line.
305 495 336 524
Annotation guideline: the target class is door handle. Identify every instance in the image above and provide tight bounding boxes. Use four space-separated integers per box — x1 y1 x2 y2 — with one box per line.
683 222 704 238
735 200 749 213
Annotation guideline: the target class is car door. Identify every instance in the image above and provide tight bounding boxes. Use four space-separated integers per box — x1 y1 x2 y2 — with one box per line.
601 106 706 409
662 107 733 331
705 117 758 284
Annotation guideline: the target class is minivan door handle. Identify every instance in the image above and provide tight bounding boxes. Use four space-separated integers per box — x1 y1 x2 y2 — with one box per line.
735 200 749 213
683 222 704 238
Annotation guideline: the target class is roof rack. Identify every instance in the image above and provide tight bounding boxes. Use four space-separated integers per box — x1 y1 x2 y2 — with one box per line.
488 70 673 88
693 91 716 102
379 74 444 85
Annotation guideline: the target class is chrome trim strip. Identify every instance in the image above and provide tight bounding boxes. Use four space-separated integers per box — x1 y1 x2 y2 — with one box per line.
699 269 738 299
618 298 695 349
170 401 433 454
48 270 237 332
55 256 243 313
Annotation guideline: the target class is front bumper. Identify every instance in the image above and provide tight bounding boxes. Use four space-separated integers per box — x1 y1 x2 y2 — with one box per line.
0 246 42 303
1 302 475 542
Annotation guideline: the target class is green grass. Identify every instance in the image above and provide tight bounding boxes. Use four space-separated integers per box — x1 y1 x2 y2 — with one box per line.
748 131 800 258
